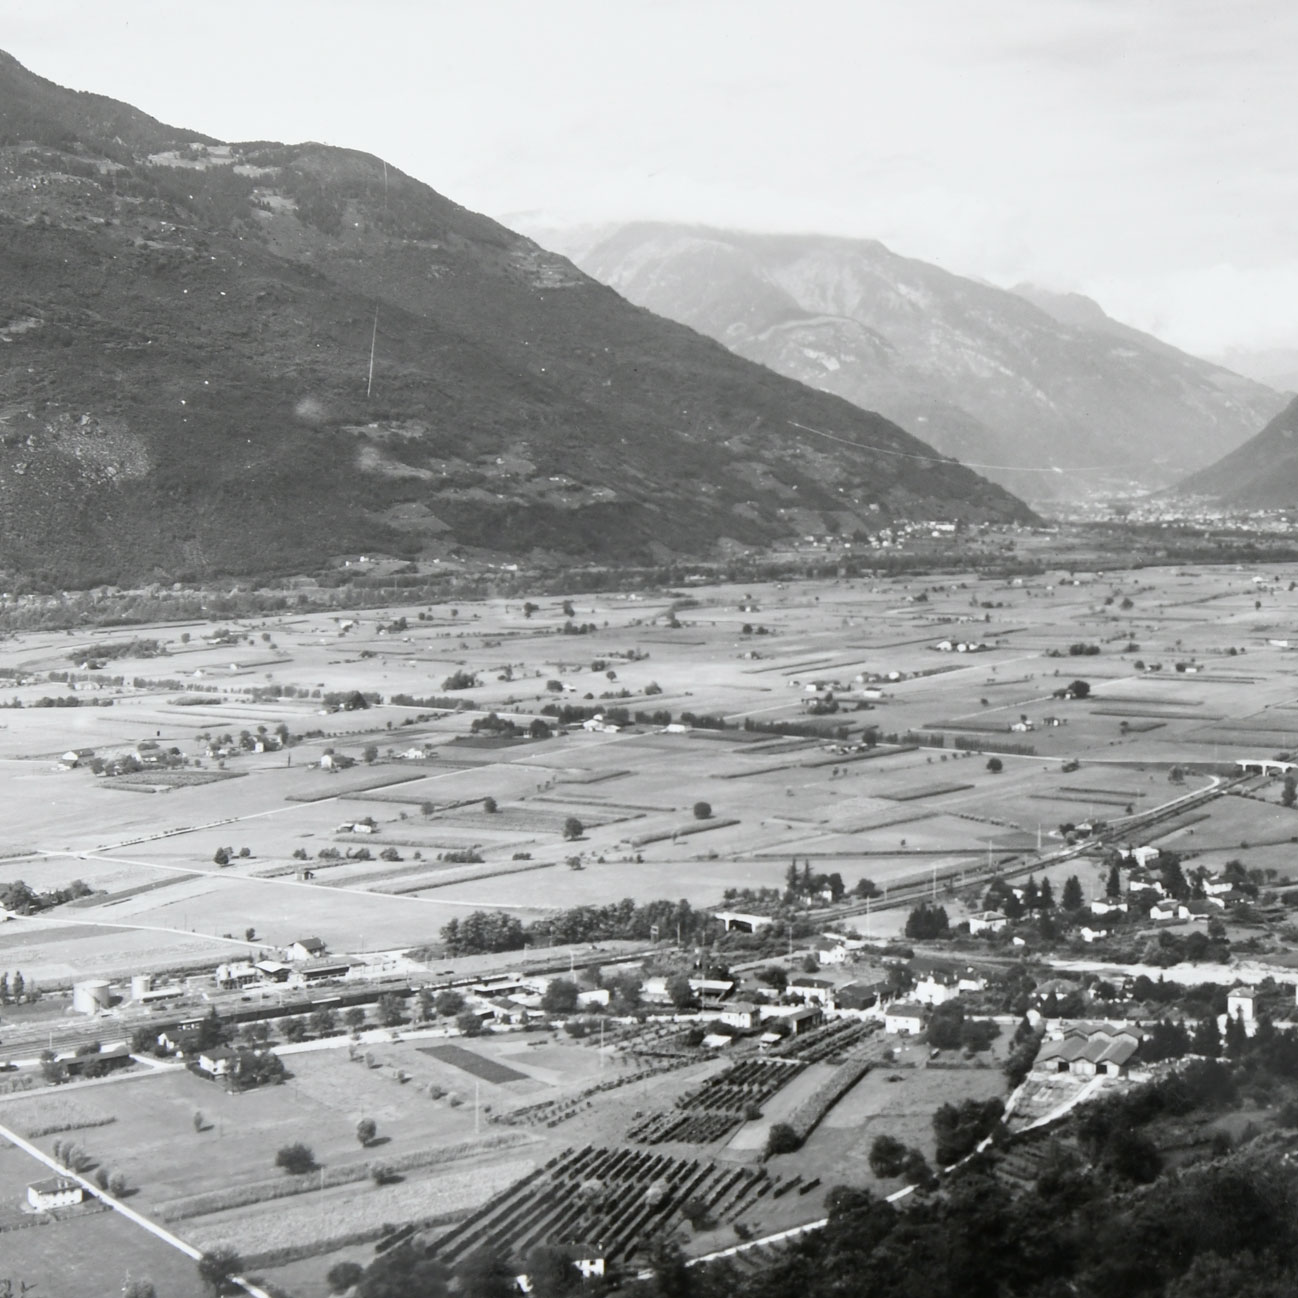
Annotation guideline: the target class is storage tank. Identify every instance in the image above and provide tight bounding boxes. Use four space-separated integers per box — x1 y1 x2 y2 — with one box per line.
130 973 153 1001
72 979 112 1014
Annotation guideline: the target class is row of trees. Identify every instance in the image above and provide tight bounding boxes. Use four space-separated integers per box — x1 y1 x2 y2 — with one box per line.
437 896 715 956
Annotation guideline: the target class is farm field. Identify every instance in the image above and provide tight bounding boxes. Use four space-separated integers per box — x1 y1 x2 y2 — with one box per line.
0 1139 205 1297
4 563 1298 983
6 563 1298 1291
779 1055 1010 1190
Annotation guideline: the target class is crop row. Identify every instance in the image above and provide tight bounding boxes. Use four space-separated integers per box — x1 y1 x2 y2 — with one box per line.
627 1109 742 1144
493 1057 695 1128
772 1018 879 1065
429 1144 790 1267
678 1057 806 1114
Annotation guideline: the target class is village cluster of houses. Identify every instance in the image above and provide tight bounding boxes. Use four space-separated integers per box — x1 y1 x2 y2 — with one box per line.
964 845 1262 947
58 740 180 775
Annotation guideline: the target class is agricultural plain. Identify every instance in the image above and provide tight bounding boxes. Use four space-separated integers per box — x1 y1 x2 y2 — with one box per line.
4 563 1298 972
4 561 1298 1292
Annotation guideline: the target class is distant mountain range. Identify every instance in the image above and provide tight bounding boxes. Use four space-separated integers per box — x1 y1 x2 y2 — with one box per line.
1175 395 1298 506
523 221 1286 503
0 53 1032 588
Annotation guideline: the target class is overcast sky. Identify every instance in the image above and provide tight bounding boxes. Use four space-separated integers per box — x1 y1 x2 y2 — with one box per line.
7 0 1297 356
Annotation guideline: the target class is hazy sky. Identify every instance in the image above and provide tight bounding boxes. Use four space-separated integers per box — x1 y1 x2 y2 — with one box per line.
7 0 1297 356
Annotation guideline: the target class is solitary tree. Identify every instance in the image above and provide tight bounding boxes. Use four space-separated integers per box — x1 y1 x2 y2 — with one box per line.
1284 775 1297 808
197 1247 244 1296
275 1143 316 1175
1062 875 1084 911
192 1109 205 1134
693 801 712 820
986 757 1003 773
483 796 498 814
376 992 405 1027
363 744 378 764
563 816 584 841
435 988 466 1018
541 979 580 1015
666 974 696 1010
309 1006 337 1036
868 1134 908 1179
325 1261 364 1295
765 1123 802 1157
212 847 230 867
356 1117 377 1147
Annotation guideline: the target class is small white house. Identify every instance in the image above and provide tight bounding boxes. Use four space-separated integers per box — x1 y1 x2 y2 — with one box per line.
286 937 327 962
883 1001 925 1035
1088 898 1128 916
1121 846 1161 868
790 977 835 1006
967 912 1008 936
717 1001 759 1031
27 1176 84 1211
199 1047 238 1077
1226 986 1257 1023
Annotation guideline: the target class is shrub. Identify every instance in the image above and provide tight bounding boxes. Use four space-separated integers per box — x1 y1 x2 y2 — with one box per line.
326 1261 364 1294
869 1134 907 1179
197 1247 244 1296
275 1143 316 1175
765 1122 802 1157
693 801 712 819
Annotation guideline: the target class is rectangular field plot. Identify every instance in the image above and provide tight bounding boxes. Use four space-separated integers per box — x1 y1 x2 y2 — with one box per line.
881 781 974 802
283 769 433 801
419 1044 532 1084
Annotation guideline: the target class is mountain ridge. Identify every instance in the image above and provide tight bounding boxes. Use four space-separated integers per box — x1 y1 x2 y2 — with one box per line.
0 52 1032 587
1175 395 1298 505
524 220 1285 502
